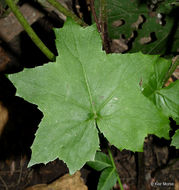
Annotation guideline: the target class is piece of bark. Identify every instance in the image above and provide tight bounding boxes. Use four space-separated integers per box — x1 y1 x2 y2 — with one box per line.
0 3 43 42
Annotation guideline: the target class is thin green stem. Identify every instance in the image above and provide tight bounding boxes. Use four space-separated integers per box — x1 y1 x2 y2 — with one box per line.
107 147 124 190
5 0 55 61
46 0 87 26
163 56 179 86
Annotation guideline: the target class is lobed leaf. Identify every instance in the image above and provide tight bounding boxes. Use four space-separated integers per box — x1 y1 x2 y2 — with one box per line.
8 18 170 174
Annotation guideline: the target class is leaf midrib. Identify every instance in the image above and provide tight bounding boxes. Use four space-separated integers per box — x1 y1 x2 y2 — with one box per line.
63 31 97 119
100 168 116 189
80 61 97 117
17 78 90 112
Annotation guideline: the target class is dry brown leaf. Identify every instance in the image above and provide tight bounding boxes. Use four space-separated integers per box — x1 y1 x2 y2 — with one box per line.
25 171 88 190
175 180 179 190
25 184 48 190
48 171 88 190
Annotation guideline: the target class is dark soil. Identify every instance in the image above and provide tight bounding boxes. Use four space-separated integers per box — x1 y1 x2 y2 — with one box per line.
0 1 178 190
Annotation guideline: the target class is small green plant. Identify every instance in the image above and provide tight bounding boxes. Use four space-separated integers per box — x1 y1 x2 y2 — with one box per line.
87 150 123 190
8 17 179 184
87 151 119 190
5 0 179 189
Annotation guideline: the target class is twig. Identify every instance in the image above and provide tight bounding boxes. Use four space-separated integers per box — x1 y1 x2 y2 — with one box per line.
46 0 87 26
90 0 101 32
99 0 110 53
108 147 124 190
5 0 55 61
90 0 110 53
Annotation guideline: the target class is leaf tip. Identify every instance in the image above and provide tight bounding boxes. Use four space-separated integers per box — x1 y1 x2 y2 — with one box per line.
27 159 35 168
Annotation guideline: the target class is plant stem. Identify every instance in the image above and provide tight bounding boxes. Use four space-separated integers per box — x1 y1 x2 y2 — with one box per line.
107 147 124 190
90 0 101 32
5 0 55 61
163 55 179 86
46 0 87 26
90 0 110 53
100 0 110 53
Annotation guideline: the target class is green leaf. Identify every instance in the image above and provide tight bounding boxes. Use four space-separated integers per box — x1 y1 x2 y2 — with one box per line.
157 0 179 13
155 80 179 120
87 151 112 171
171 129 179 148
8 18 170 174
142 58 179 121
175 118 179 125
95 0 175 54
142 56 172 98
97 167 118 190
